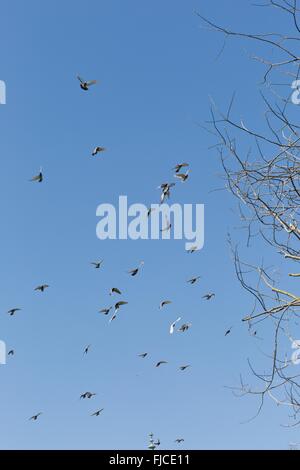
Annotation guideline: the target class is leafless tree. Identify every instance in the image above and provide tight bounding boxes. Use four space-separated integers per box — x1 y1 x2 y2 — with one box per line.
198 1 300 425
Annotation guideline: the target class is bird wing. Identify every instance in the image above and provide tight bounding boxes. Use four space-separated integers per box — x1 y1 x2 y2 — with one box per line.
160 300 172 308
30 174 41 181
100 308 110 313
86 80 97 86
170 317 181 334
77 75 85 84
115 301 128 308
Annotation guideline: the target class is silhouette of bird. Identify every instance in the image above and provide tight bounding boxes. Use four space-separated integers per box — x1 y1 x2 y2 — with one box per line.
109 301 128 323
128 261 144 277
77 76 97 91
174 169 190 182
202 293 215 300
29 413 42 421
225 327 232 336
109 287 122 296
30 167 43 183
34 284 49 292
173 163 189 173
91 409 104 417
160 300 172 309
147 207 155 218
138 352 148 358
156 361 168 367
92 146 106 156
179 365 190 371
7 308 21 316
187 276 201 284
158 182 176 204
99 307 112 315
8 350 14 356
175 438 184 444
80 392 96 399
114 301 128 314
158 182 175 192
91 260 103 269
83 345 91 355
178 323 192 333
170 317 181 334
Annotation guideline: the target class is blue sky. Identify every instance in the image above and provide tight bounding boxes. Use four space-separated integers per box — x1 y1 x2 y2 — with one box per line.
0 0 299 450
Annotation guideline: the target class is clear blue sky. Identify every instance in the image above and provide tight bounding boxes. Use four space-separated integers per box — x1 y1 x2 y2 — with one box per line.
0 0 298 450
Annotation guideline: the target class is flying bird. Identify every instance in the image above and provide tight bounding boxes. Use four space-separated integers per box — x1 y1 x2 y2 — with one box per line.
160 300 172 309
160 216 171 232
109 301 128 323
128 261 144 277
77 76 97 91
179 365 190 371
178 323 192 333
158 182 175 192
174 169 190 182
29 413 42 421
156 361 168 367
8 350 14 356
187 276 201 285
175 438 184 444
138 352 148 358
83 345 91 355
99 307 112 315
170 317 181 334
202 293 215 300
225 327 232 336
91 260 103 269
7 308 21 316
80 392 96 399
109 287 122 296
92 147 106 156
158 182 176 204
114 301 128 313
91 409 104 417
147 207 155 218
34 284 49 292
30 167 43 183
173 163 189 173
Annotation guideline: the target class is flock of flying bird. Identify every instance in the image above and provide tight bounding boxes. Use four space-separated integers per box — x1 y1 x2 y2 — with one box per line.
4 75 233 448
